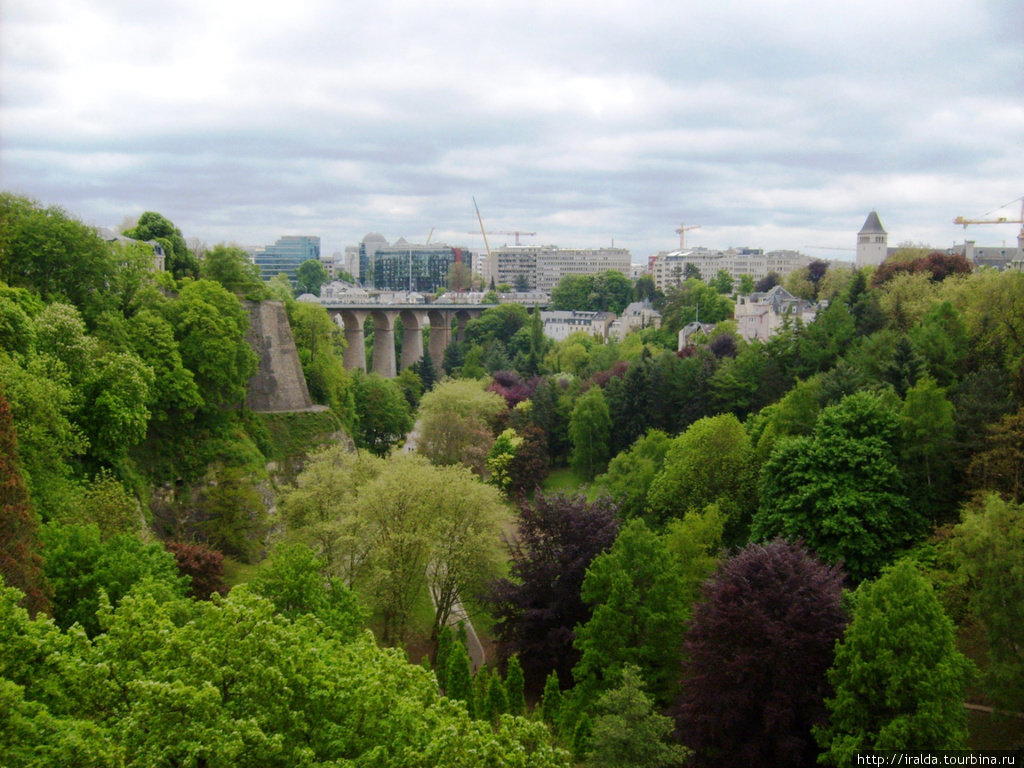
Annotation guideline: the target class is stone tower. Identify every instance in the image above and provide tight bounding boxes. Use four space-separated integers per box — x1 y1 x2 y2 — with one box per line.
857 211 888 268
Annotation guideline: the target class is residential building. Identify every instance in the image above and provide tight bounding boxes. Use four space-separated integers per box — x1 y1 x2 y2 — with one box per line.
649 247 811 291
609 300 661 340
492 245 631 293
734 285 820 342
253 235 320 284
953 240 1023 271
95 227 165 272
540 310 617 342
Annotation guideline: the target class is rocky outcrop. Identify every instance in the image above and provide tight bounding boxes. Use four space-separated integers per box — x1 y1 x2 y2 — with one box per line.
244 301 314 412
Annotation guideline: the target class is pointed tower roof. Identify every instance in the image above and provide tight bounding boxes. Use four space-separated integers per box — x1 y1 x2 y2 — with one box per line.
859 211 886 235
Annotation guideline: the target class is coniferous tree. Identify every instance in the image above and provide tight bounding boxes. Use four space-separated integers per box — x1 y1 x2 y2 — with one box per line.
505 654 525 717
541 671 562 726
487 671 509 724
0 390 49 617
435 624 454 691
446 638 474 717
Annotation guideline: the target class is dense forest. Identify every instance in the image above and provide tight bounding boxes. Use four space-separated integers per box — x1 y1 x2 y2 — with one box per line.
1 192 1022 766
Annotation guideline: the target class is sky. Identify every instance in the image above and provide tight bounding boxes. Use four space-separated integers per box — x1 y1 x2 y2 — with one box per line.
2 0 1022 263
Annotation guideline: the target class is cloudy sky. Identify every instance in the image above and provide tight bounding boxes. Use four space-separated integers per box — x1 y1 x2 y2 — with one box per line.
2 0 1022 262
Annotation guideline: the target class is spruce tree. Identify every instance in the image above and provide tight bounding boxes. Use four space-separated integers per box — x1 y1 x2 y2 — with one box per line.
445 639 474 718
541 671 562 726
434 624 454 691
487 671 509 725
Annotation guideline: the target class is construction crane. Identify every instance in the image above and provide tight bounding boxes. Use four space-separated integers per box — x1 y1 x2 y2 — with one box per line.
465 229 537 246
425 227 435 245
954 196 1024 247
472 197 492 260
676 223 701 249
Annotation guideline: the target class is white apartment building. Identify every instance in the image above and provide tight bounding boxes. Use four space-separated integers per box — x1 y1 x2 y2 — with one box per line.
734 285 821 342
540 310 617 342
649 247 811 292
492 245 632 293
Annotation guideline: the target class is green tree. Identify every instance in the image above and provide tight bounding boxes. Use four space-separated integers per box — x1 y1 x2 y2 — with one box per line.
953 494 1024 712
594 429 672 520
541 670 562 725
123 210 198 279
900 376 956 522
505 654 525 716
416 378 505 473
646 413 756 541
584 666 689 768
80 350 154 464
569 386 612 481
295 258 328 296
572 519 690 705
967 406 1024 503
816 560 973 762
446 637 475 716
351 371 413 456
201 244 265 298
168 278 258 412
125 309 202 422
711 269 733 294
753 391 920 581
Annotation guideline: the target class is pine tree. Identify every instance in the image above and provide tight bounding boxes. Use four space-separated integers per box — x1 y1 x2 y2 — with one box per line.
0 390 50 617
414 347 437 392
435 624 454 691
474 665 492 721
487 671 509 725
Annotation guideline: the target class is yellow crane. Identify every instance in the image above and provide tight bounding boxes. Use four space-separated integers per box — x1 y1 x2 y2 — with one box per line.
676 223 701 249
954 196 1024 247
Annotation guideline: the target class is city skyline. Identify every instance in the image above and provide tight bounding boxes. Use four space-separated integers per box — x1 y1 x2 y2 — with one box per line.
2 0 1021 260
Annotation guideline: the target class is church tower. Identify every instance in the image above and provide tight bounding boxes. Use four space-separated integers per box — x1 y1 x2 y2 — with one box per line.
857 211 888 268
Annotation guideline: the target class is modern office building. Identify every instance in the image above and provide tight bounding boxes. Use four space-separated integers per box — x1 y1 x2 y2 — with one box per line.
253 235 321 284
649 247 811 291
371 239 473 293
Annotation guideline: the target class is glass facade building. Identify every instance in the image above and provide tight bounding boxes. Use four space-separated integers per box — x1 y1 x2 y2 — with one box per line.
371 242 472 293
253 235 321 285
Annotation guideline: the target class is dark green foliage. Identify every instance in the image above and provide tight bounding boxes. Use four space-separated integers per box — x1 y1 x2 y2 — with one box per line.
676 540 847 768
295 258 328 296
541 671 562 725
505 654 525 716
550 271 633 314
435 624 454 690
201 244 266 298
953 494 1024 713
753 390 921 581
816 560 972 762
586 667 689 768
446 638 475 716
594 429 671 520
350 370 413 456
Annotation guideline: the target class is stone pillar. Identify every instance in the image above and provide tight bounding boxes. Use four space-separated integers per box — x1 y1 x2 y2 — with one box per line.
371 310 398 378
428 309 452 373
399 309 429 370
340 310 368 372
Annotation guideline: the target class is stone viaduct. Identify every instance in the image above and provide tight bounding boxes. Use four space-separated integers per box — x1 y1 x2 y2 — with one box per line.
321 303 488 378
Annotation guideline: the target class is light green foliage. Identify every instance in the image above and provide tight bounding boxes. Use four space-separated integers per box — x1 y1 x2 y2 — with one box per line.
939 269 1024 375
486 427 524 493
125 308 202 421
878 270 938 331
569 386 612 481
289 301 355 424
31 302 96 392
0 354 87 519
816 561 972 762
953 494 1024 712
1 582 571 767
595 429 672 519
583 666 689 768
573 519 691 705
753 390 920 581
169 278 258 411
251 542 364 641
646 413 755 541
296 258 328 296
663 506 724 604
280 444 386 585
81 350 154 464
750 375 823 460
712 269 734 295
201 244 266 298
417 378 505 473
351 370 414 456
39 522 186 636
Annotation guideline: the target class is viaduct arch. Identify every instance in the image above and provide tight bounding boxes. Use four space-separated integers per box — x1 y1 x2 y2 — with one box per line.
325 303 487 378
